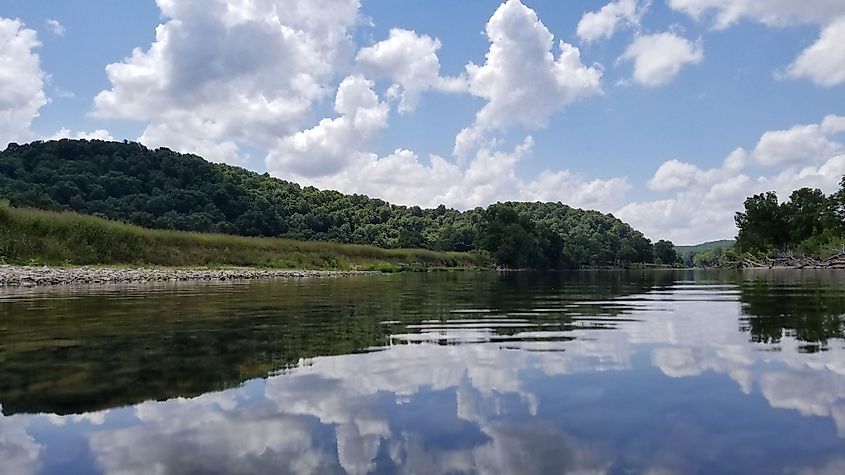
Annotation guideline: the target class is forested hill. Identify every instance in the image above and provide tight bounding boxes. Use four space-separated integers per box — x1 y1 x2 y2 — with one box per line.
0 139 660 268
675 240 735 254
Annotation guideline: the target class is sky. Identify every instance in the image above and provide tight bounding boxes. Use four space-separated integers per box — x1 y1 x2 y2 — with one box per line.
1 0 844 244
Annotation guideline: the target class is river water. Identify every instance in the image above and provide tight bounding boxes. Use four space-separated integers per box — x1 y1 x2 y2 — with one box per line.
1 270 845 474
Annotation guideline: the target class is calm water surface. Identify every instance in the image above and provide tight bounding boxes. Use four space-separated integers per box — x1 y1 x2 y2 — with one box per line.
2 270 845 474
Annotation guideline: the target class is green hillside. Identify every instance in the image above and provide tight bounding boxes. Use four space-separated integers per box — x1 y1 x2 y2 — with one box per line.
675 240 735 254
0 139 657 269
675 240 735 267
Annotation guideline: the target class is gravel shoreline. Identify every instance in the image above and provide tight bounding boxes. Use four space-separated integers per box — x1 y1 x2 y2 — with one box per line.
0 265 375 287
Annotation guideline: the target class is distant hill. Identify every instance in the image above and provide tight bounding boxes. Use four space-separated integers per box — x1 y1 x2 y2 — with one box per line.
676 240 736 267
0 139 657 269
675 240 735 254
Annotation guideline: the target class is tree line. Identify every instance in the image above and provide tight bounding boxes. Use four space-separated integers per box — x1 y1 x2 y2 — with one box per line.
0 139 673 268
735 179 845 255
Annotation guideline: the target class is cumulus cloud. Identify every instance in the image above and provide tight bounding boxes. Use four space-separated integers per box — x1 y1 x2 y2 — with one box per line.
648 159 704 191
273 129 628 212
576 0 649 43
45 19 65 37
667 0 845 29
266 74 389 178
261 1 621 212
47 128 114 141
0 18 48 148
661 2 845 90
521 170 632 212
455 0 602 157
620 32 703 87
139 115 245 164
279 136 534 210
785 17 845 87
94 0 362 164
619 117 845 243
621 156 845 243
751 115 845 166
356 28 466 113
648 149 746 191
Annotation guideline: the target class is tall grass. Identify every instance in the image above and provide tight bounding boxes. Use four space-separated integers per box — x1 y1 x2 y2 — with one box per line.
0 202 484 270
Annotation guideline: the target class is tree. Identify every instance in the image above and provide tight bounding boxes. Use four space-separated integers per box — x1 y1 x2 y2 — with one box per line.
653 239 678 266
617 244 639 267
478 204 538 269
833 176 845 233
783 188 832 243
735 192 788 252
734 177 845 257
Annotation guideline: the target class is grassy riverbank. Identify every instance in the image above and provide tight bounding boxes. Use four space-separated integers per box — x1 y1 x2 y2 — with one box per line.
0 203 485 271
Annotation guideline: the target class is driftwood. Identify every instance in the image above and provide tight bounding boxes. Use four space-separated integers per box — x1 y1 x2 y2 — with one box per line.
733 250 845 270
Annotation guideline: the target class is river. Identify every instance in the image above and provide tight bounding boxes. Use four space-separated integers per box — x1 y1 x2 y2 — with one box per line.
1 270 844 474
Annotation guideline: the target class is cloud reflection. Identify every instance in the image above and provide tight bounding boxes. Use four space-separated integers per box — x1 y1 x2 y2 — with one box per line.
0 407 42 475
3 277 845 474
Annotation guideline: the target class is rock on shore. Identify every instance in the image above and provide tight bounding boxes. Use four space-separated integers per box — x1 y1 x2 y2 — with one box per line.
0 266 374 287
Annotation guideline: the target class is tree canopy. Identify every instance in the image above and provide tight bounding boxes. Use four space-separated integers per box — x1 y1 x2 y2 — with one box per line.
0 139 663 268
735 179 845 255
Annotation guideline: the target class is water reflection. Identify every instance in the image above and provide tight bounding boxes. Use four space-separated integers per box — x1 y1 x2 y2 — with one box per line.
1 270 845 474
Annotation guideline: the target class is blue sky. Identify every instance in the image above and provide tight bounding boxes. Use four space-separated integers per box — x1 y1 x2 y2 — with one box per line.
1 0 844 243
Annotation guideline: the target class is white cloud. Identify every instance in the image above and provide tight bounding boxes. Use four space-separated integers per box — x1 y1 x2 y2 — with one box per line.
94 0 362 164
0 18 48 148
759 154 845 193
620 155 845 244
620 32 703 87
667 0 845 29
751 115 845 166
139 112 247 164
521 171 631 212
785 17 845 87
648 159 702 191
356 28 466 113
45 19 65 37
262 1 619 213
266 74 389 178
281 136 534 210
274 130 628 212
666 2 845 88
648 149 746 191
619 116 845 243
821 115 845 134
48 128 114 141
576 0 648 43
455 0 602 157
620 177 745 245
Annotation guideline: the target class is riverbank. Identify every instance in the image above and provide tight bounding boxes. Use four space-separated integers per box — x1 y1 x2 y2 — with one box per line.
0 265 377 287
0 204 484 271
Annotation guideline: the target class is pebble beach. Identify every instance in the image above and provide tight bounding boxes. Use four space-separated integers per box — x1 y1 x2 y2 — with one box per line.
0 265 374 287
